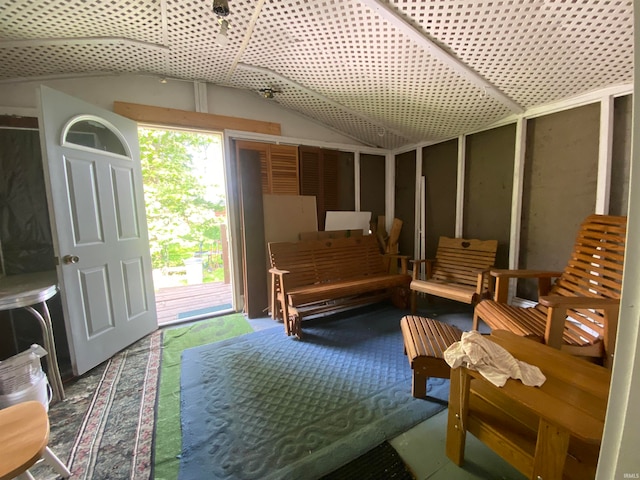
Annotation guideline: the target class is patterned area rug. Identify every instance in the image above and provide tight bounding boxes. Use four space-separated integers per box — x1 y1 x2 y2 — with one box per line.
31 330 161 480
179 306 449 480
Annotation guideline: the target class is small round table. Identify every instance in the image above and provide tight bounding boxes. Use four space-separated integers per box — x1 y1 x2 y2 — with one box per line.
0 400 71 480
0 271 65 403
0 400 49 480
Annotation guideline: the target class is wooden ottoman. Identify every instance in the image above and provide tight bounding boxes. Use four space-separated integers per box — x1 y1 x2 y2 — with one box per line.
400 315 463 398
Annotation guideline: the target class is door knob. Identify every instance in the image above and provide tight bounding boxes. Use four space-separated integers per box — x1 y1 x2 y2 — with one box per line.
62 255 80 264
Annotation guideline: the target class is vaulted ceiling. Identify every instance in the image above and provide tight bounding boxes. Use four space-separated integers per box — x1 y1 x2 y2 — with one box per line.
0 0 634 149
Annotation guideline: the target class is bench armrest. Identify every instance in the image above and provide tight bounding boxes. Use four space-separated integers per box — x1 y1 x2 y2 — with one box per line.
490 269 563 303
490 269 564 279
539 295 620 361
383 254 410 274
410 258 436 280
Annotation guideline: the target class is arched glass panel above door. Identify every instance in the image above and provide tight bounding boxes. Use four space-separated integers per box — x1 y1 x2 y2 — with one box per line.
63 116 128 156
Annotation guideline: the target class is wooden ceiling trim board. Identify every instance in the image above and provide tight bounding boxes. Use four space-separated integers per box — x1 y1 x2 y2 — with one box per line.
113 101 281 135
360 0 524 114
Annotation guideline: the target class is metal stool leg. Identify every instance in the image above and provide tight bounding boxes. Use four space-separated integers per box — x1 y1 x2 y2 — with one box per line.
24 302 65 403
42 447 71 478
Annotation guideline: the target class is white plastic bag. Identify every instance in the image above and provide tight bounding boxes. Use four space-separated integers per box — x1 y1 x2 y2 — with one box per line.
0 344 48 395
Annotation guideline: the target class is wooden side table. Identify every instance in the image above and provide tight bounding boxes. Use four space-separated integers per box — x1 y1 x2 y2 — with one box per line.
0 271 65 403
446 330 611 480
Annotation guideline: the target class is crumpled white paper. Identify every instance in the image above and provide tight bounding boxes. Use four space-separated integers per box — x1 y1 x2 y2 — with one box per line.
444 331 546 387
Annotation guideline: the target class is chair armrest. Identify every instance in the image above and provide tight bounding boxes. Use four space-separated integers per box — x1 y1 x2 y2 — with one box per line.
475 268 495 299
269 267 290 275
490 269 563 303
538 296 620 308
539 295 620 355
410 258 435 280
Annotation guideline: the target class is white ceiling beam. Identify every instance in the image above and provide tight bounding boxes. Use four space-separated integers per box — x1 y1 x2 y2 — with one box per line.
360 0 524 114
225 0 267 83
160 0 169 70
0 37 169 52
236 63 412 143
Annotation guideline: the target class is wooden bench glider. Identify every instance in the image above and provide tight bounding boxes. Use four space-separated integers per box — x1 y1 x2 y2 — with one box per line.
473 214 627 368
410 236 498 313
268 235 411 337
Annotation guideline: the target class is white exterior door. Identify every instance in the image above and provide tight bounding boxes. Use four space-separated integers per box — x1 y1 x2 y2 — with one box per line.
38 86 157 376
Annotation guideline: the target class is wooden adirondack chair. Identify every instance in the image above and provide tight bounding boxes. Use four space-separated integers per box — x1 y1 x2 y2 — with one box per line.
473 214 627 368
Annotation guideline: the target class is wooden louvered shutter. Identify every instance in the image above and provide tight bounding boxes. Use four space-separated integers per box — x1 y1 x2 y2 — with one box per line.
270 144 299 195
235 141 299 195
299 146 322 228
321 149 339 213
299 146 340 230
259 149 270 194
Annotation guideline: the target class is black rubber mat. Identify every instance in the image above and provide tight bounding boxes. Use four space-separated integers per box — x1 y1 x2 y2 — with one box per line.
321 441 415 480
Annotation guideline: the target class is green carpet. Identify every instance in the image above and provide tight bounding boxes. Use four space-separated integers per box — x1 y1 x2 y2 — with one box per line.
153 313 254 480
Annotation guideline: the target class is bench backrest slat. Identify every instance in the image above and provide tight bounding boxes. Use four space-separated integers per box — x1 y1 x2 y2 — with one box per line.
269 235 387 288
432 237 498 287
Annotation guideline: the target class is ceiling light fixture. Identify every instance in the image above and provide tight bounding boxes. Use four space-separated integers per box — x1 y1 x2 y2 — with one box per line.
259 88 281 99
216 19 230 46
212 0 230 17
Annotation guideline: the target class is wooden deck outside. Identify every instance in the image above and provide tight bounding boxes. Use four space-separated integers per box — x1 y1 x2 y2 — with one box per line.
154 281 233 326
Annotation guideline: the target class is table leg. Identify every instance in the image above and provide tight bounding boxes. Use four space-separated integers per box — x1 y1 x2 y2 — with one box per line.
24 303 65 403
532 418 570 480
446 367 471 465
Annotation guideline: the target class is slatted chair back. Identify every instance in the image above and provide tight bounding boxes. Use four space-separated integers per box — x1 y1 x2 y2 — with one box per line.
431 237 499 289
534 214 627 348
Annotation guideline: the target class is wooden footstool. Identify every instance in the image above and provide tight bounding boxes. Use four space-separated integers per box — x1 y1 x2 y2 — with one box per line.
400 315 463 398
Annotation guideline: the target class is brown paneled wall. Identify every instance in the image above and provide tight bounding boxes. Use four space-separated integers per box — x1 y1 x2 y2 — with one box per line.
611 95 632 216
422 139 458 259
338 152 355 211
394 151 416 258
412 97 632 302
464 124 516 269
518 103 600 300
359 154 386 227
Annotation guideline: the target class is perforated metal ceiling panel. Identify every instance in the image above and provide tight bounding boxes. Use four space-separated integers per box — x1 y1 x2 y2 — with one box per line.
0 0 633 149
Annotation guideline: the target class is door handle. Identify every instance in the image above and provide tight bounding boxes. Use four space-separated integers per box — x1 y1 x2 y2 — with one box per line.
62 255 80 264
